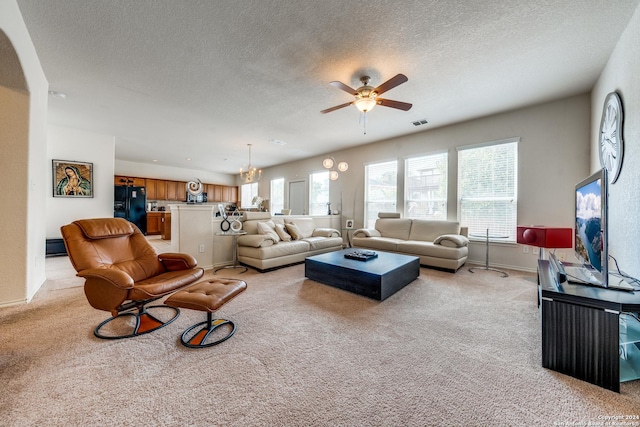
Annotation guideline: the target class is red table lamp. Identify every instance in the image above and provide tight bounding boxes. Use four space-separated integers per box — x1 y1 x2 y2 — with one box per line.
516 226 573 259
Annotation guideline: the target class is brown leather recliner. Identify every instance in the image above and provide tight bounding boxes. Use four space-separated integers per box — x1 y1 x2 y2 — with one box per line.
61 218 204 339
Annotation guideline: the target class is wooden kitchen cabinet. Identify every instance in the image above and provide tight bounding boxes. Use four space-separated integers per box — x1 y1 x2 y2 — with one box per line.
146 179 157 199
177 182 187 201
115 176 229 203
156 180 167 200
161 212 171 240
146 212 161 235
115 176 145 187
222 186 231 202
166 181 177 200
229 186 238 203
213 185 223 202
206 184 216 201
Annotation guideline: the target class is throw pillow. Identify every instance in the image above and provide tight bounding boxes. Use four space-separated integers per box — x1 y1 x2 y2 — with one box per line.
285 223 303 240
275 223 292 241
257 221 280 242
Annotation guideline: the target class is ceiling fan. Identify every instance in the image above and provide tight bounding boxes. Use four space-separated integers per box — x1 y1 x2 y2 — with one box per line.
321 74 412 115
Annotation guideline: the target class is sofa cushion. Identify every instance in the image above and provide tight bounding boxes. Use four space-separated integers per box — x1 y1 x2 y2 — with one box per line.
302 236 343 250
237 240 311 259
236 234 276 248
286 218 315 238
375 218 412 240
257 221 279 242
434 234 469 248
275 223 292 241
312 228 338 238
408 220 460 242
352 229 381 238
378 212 401 218
397 240 468 259
352 236 403 252
285 223 304 240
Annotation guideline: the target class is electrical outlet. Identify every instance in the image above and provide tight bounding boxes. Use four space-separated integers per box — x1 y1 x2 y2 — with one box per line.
522 246 529 254
532 247 540 255
199 244 205 253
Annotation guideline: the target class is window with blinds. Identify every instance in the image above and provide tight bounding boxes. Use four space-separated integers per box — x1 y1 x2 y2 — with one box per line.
309 171 330 215
405 152 448 220
457 139 518 242
241 182 259 208
364 160 398 228
270 177 284 213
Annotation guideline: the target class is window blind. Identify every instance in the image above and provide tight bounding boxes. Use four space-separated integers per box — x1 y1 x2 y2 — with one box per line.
241 182 258 208
309 171 330 215
364 160 398 228
457 140 518 242
270 177 284 213
405 152 447 220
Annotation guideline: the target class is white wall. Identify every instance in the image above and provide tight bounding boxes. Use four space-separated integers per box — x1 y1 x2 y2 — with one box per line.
116 160 235 185
46 125 115 238
257 94 591 271
591 3 640 278
0 0 48 305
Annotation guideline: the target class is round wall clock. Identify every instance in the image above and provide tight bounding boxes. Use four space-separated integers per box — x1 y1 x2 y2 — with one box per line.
599 91 624 184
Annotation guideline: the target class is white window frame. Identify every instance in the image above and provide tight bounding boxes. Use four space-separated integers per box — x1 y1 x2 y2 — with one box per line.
457 138 519 242
309 171 330 216
404 151 448 220
364 160 398 228
241 182 259 209
270 177 285 213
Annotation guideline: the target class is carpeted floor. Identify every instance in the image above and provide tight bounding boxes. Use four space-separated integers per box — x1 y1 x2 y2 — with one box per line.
1 255 639 426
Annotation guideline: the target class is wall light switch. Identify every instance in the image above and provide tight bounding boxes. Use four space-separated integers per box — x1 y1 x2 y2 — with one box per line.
199 244 205 253
532 247 540 255
522 246 529 254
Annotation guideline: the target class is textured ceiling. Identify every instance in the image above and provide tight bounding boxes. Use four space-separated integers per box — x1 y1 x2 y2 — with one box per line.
15 0 640 174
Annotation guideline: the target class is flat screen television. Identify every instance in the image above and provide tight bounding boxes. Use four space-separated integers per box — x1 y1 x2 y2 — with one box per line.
574 168 608 287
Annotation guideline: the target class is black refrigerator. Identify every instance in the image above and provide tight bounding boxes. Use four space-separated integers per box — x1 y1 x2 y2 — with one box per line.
114 186 147 234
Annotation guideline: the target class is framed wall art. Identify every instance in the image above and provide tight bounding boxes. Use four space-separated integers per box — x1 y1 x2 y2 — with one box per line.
52 159 93 198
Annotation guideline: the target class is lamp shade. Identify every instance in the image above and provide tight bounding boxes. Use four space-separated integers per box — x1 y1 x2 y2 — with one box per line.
516 226 572 248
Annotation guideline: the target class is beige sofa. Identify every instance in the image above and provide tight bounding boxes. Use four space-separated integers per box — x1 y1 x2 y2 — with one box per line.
351 213 469 272
236 212 343 272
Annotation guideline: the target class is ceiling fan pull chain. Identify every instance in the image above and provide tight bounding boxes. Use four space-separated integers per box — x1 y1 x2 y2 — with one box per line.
363 111 368 135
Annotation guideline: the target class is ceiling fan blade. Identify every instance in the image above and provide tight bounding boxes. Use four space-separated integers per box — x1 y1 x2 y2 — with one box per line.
374 74 408 95
329 81 357 95
321 101 354 114
377 98 413 111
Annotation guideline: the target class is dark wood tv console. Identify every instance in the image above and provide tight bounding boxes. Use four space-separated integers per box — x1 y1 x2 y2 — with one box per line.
538 259 640 392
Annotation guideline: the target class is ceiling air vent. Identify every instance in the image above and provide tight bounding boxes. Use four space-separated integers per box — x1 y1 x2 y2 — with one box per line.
412 119 428 126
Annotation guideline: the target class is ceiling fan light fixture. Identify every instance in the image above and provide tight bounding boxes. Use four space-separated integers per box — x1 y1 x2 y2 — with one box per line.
355 97 377 113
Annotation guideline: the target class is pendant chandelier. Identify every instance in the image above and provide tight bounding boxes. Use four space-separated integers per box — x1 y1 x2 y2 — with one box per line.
240 144 262 183
322 157 349 180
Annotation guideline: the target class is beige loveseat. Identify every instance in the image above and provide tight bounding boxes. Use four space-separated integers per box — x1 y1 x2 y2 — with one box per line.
236 212 343 272
351 213 469 272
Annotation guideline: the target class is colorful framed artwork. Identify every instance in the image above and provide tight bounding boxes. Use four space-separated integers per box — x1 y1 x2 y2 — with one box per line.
52 159 93 198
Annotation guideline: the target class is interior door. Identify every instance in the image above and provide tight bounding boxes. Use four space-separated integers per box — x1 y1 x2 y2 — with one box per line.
289 180 306 215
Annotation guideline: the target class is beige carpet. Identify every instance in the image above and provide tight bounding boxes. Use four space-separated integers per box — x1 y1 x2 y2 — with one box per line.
1 261 639 426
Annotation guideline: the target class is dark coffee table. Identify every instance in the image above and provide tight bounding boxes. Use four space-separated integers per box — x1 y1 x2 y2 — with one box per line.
305 249 420 300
